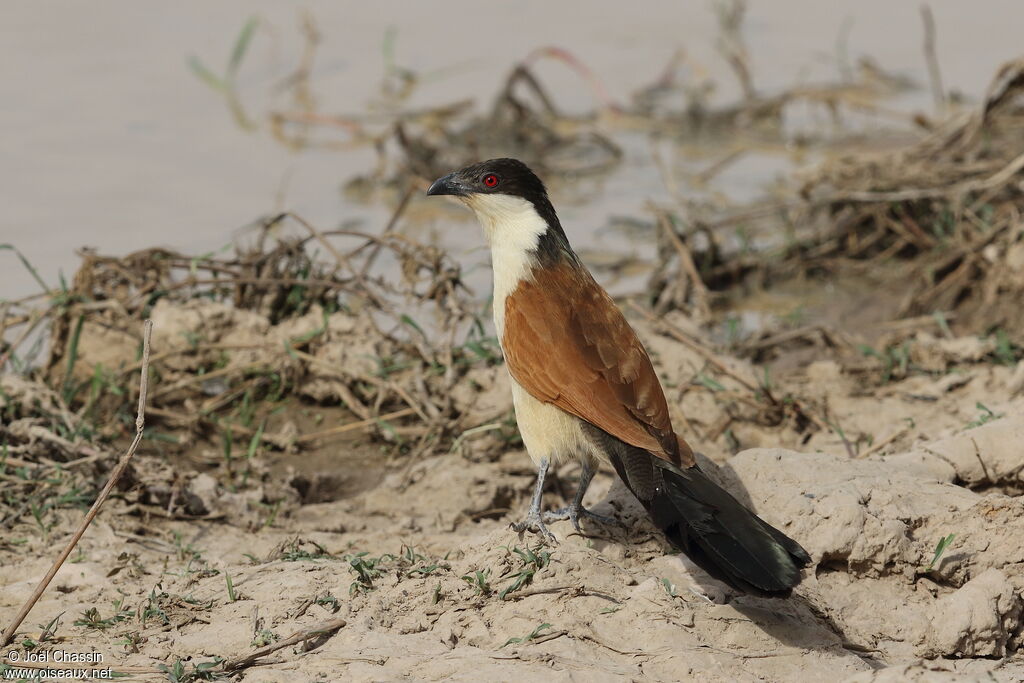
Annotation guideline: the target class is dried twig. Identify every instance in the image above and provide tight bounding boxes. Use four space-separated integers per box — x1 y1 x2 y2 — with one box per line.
650 205 711 322
1 319 153 647
359 182 416 278
295 407 417 444
829 150 1024 203
0 309 48 370
627 301 763 397
857 427 909 459
221 617 347 673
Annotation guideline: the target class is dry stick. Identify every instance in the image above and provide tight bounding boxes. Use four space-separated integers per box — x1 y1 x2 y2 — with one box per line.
359 183 416 278
143 406 289 450
742 325 848 353
148 361 270 400
221 617 347 673
857 427 909 459
650 205 711 322
163 275 354 292
834 149 1024 203
1 319 153 648
279 211 359 279
920 5 946 113
0 309 48 370
626 301 762 396
695 148 747 184
522 46 621 113
119 342 272 375
295 407 417 444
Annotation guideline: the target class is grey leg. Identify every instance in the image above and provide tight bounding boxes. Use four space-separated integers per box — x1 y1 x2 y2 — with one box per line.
542 460 620 533
511 458 556 543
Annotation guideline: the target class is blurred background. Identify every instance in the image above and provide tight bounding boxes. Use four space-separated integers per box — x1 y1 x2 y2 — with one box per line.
5 1 1024 300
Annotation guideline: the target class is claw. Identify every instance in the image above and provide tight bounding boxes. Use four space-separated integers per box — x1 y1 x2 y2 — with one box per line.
511 511 557 544
543 505 620 534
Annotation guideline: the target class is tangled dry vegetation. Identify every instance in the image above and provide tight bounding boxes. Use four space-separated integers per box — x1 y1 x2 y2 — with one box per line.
1 217 510 528
796 57 1024 329
644 56 1024 385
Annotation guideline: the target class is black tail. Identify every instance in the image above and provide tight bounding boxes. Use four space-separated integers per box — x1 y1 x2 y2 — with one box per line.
644 461 810 596
586 425 810 596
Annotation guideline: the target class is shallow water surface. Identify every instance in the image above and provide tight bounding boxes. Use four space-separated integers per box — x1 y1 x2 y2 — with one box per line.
3 1 1023 301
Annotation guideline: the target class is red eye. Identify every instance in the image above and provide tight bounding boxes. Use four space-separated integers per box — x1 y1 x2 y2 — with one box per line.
483 173 499 188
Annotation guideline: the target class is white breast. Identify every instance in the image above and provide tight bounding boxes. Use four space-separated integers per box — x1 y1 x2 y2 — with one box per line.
462 193 547 339
461 193 596 466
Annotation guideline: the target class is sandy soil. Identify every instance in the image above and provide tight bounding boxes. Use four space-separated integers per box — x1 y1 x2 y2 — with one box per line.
2 302 1024 682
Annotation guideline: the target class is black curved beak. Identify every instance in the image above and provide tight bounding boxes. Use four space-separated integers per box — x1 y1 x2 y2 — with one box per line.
426 172 467 197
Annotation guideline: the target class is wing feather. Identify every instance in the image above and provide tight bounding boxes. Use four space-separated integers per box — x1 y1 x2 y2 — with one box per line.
502 262 695 468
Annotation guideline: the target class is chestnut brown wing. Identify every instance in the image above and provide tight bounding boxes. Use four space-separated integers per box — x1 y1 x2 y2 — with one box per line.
501 262 695 468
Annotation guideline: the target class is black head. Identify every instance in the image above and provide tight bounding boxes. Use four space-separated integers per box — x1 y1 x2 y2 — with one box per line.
427 158 575 266
426 158 550 203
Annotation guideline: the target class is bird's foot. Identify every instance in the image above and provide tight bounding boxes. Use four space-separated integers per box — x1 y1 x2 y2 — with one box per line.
511 510 557 544
542 505 620 534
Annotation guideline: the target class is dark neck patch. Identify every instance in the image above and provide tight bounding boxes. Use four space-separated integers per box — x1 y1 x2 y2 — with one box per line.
528 195 578 269
445 157 579 267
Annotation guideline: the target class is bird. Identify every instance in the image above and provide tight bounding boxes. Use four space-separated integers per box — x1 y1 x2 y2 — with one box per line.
427 158 810 595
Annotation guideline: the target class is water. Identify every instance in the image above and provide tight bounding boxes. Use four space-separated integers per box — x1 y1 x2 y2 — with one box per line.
3 0 1023 301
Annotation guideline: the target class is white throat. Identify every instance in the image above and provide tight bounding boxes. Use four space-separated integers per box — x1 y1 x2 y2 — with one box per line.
462 194 548 339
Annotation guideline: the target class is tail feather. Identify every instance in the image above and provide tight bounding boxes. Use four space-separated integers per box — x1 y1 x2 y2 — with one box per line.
582 422 810 595
647 462 810 595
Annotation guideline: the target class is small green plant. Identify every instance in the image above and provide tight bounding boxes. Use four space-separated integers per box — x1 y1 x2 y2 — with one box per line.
73 605 132 631
499 546 552 600
694 374 725 392
280 539 333 562
925 533 956 572
158 657 226 682
251 629 279 648
461 569 492 596
116 631 144 653
346 551 394 595
724 316 741 347
315 593 340 612
501 623 552 648
965 402 1004 429
399 544 426 566
858 342 912 384
187 16 258 130
0 244 49 291
407 561 448 577
139 589 170 627
258 501 282 530
29 498 55 535
824 417 856 457
172 531 205 564
225 572 237 602
991 328 1022 366
661 578 678 598
36 613 62 643
61 314 85 403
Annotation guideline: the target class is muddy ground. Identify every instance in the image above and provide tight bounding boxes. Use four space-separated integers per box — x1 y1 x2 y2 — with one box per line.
2 293 1024 681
